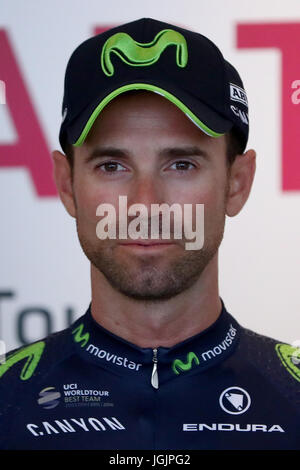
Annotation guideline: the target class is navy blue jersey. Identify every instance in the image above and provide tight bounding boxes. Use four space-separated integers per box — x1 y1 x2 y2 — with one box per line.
0 300 299 450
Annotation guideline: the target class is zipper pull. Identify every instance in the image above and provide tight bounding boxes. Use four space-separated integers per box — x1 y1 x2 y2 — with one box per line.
151 348 159 389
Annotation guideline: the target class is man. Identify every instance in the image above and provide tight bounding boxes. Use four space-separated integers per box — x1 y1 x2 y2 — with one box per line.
0 18 299 450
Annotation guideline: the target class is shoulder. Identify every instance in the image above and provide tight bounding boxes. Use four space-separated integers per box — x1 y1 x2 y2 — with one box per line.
0 324 74 386
237 325 300 403
0 323 80 443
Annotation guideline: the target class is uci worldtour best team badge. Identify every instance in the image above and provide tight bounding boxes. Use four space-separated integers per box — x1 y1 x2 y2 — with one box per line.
219 386 251 415
37 387 61 409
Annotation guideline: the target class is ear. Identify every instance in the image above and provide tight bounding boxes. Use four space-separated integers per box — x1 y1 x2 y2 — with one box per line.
226 149 256 217
52 150 76 218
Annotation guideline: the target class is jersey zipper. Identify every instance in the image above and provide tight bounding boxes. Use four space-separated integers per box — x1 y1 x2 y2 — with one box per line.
151 348 159 389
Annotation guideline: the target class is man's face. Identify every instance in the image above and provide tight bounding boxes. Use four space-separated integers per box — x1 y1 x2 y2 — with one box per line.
71 91 229 301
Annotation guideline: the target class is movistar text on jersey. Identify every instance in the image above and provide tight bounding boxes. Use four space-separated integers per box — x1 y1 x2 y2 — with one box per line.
202 324 237 361
172 324 237 375
86 344 142 371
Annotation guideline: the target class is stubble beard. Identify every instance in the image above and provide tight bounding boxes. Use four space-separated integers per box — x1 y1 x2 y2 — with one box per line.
76 210 226 303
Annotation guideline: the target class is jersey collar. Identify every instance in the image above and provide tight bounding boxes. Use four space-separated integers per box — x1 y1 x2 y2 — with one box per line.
71 298 241 386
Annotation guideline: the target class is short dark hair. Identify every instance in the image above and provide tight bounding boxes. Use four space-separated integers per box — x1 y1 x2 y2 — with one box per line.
225 128 245 167
64 141 74 168
64 127 244 170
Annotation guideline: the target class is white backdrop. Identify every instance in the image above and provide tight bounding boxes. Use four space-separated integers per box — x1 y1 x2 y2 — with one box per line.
1 0 300 351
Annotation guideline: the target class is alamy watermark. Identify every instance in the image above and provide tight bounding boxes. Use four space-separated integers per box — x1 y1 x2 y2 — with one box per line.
95 196 204 250
0 80 6 104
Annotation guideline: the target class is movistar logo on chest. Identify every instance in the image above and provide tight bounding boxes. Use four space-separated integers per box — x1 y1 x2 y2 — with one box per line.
72 324 90 347
172 324 237 375
72 323 142 372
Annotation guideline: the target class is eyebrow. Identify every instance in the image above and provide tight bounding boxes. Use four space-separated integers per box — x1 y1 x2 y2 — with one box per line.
84 147 130 163
84 145 210 163
161 146 210 159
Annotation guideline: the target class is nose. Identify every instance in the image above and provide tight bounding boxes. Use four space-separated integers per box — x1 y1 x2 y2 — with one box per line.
127 173 164 209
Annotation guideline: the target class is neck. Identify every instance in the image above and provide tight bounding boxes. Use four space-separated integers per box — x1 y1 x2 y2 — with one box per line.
90 255 221 348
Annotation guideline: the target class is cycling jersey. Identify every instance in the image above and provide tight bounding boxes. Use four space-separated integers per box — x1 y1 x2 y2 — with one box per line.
0 299 299 450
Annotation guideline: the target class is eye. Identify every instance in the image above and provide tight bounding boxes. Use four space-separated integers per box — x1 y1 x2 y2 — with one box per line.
97 161 127 173
169 161 196 171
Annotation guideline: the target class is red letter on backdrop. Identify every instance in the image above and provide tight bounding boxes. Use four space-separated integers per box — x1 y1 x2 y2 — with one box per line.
0 29 56 196
237 23 300 192
94 25 115 35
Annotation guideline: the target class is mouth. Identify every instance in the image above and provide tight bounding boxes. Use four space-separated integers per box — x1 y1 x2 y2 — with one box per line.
118 240 176 250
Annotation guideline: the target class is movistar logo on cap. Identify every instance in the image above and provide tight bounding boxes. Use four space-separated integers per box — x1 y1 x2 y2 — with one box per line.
101 29 188 77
